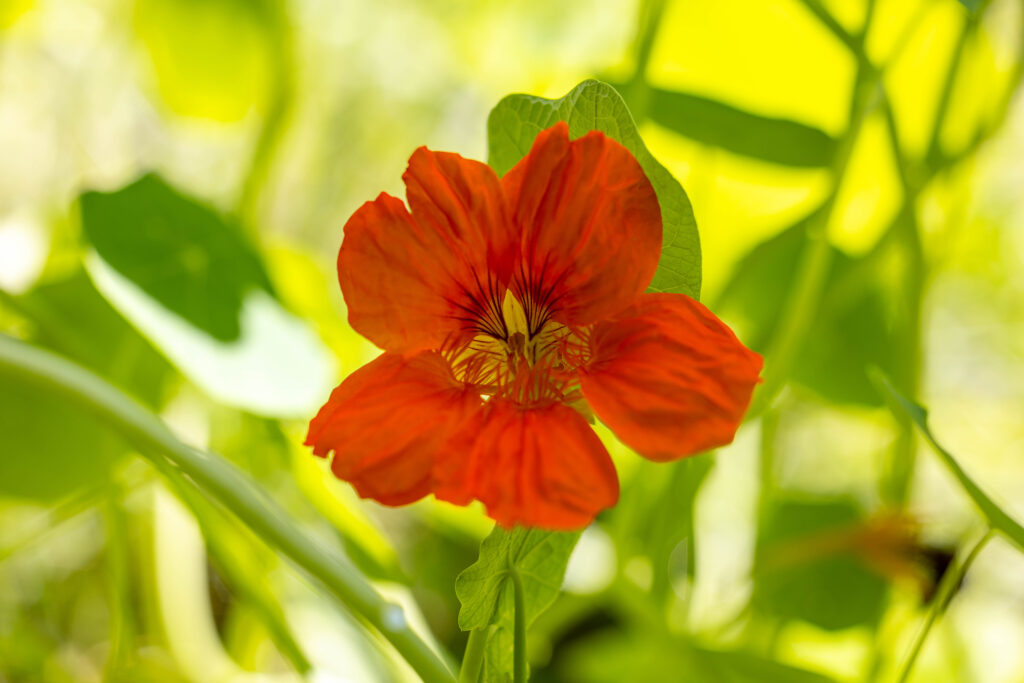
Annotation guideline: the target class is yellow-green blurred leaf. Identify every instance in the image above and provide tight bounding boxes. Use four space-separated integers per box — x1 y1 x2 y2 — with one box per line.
647 88 838 167
753 498 888 631
134 0 275 121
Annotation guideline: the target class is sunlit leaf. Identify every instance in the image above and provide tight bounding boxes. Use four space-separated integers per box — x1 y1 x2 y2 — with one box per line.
86 254 334 418
457 527 580 681
80 174 273 342
646 88 837 167
487 79 701 299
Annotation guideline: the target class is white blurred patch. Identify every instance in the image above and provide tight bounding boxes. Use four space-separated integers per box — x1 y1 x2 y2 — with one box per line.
563 525 616 595
688 421 759 632
86 251 336 418
0 209 47 294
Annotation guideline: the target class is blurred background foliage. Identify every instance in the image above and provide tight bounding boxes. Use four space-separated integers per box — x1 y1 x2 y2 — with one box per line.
1 0 1024 681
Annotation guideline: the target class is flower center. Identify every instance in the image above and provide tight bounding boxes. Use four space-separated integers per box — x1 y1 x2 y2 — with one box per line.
447 290 587 407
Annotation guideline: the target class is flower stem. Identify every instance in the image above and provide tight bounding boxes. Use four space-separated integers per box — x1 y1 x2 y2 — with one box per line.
873 371 1024 554
511 567 528 683
895 530 992 683
0 334 457 683
458 628 487 683
237 0 294 230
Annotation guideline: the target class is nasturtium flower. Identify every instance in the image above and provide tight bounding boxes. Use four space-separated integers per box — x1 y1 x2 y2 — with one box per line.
306 122 762 530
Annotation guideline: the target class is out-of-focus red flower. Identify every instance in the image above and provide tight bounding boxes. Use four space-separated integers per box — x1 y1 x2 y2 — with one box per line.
306 122 762 530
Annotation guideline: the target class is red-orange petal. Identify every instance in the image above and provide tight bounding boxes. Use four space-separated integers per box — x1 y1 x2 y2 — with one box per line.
579 293 763 461
501 122 662 328
433 400 619 530
338 148 514 354
305 352 480 505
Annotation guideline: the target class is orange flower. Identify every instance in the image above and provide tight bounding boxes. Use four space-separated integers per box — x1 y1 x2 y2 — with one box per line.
306 123 762 530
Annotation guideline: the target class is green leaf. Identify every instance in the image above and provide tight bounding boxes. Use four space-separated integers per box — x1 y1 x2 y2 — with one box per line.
752 498 887 631
694 648 837 683
716 210 902 406
80 174 273 342
646 88 837 167
487 79 701 299
0 378 124 501
559 631 835 683
456 527 580 682
0 272 174 501
872 372 1024 553
457 527 580 630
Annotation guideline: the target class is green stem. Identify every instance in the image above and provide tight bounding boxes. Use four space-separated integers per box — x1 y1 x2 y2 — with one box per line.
925 442 1024 553
511 567 528 683
751 26 880 415
795 0 860 53
0 334 456 683
237 0 294 229
757 408 781 525
619 0 668 121
874 372 1024 553
631 0 667 81
458 628 487 683
925 18 973 167
895 530 992 683
0 484 104 565
752 226 833 412
103 491 134 678
156 460 312 674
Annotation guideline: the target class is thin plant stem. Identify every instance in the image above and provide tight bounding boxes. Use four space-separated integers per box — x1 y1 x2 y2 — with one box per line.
237 0 295 230
102 491 134 678
895 530 993 683
154 459 313 674
874 372 1024 553
511 568 528 683
458 628 488 683
0 334 456 683
0 484 104 565
796 0 860 53
751 44 879 416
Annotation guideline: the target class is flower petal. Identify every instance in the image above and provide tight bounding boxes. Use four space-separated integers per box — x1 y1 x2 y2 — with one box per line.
305 352 479 505
338 148 514 354
434 400 619 529
502 122 662 328
579 293 762 461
